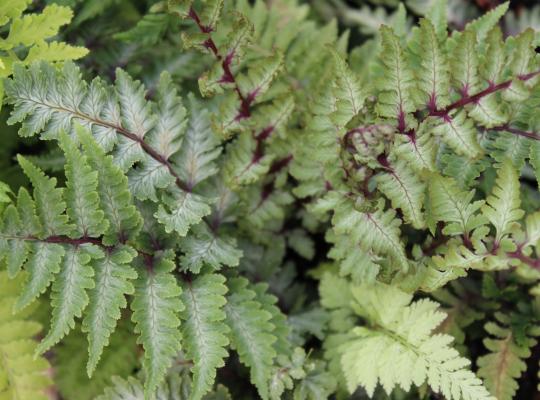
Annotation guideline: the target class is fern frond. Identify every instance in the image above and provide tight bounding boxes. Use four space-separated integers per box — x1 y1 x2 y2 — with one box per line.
173 95 221 189
15 241 64 312
180 273 229 400
55 325 138 400
58 133 107 238
82 246 138 377
441 152 488 189
0 271 51 400
96 373 232 400
0 205 30 278
375 25 416 132
465 2 509 42
431 110 482 158
6 62 214 237
131 253 183 399
0 1 87 100
376 158 425 228
336 281 493 400
224 277 277 400
36 244 102 355
179 225 242 273
155 189 211 236
333 199 409 271
450 29 480 96
252 282 291 356
481 160 524 248
223 132 274 187
427 173 486 236
3 5 72 48
17 155 71 237
78 128 143 245
411 19 451 110
330 49 366 125
477 312 537 400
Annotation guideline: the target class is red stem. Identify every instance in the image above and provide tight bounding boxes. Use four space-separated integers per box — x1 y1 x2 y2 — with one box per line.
188 7 251 119
430 69 540 118
507 248 540 270
491 125 540 141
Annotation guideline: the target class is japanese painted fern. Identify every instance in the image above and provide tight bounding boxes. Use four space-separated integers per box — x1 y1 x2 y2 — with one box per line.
1 0 540 399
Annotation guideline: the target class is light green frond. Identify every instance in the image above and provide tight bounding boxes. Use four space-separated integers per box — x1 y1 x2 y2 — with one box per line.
23 41 86 65
333 199 409 271
225 277 277 400
392 124 437 173
174 95 222 189
338 282 493 400
480 27 506 84
412 19 451 110
15 241 64 311
465 2 509 43
477 313 537 400
451 29 480 96
155 189 212 237
78 129 143 245
55 325 138 400
179 225 242 273
96 373 232 400
431 111 483 158
223 132 274 187
522 211 540 249
441 152 488 189
36 244 102 355
490 130 531 171
237 54 283 102
58 133 107 238
252 282 291 356
82 246 138 377
14 187 40 236
319 272 353 310
481 160 524 247
242 188 294 230
180 274 229 400
427 174 486 236
0 271 51 400
327 231 381 283
131 254 183 399
0 205 30 278
376 159 425 229
128 158 175 202
2 4 70 48
425 0 447 41
468 94 507 128
330 49 366 125
129 72 187 200
376 25 416 131
114 69 154 140
0 0 31 25
17 155 71 237
431 241 507 272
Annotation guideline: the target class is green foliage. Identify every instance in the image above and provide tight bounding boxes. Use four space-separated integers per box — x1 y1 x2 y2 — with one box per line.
320 273 493 399
0 270 51 400
224 277 277 399
179 274 229 400
0 0 87 104
131 253 184 399
477 311 540 400
55 323 139 400
1 0 540 399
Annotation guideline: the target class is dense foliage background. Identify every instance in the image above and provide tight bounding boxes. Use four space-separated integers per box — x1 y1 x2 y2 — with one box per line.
2 0 540 399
